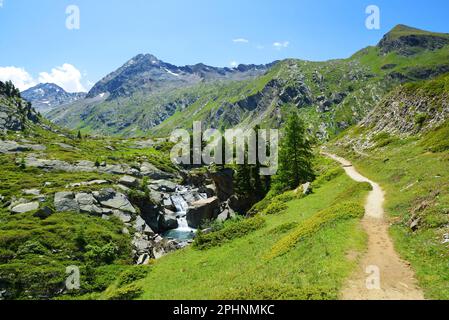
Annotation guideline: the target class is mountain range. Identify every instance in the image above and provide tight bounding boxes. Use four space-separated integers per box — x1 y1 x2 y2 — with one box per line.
44 25 449 138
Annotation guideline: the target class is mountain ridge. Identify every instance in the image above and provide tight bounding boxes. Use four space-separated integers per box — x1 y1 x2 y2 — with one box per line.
86 53 277 100
21 83 86 113
47 24 449 138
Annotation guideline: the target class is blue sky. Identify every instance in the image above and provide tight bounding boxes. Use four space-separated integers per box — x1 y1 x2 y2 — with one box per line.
0 0 448 92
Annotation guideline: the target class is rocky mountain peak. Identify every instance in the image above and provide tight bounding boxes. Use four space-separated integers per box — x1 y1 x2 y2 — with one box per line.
86 53 274 100
378 24 449 56
21 83 86 113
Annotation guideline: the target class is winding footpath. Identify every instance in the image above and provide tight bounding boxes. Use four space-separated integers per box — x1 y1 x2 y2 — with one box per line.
323 152 424 300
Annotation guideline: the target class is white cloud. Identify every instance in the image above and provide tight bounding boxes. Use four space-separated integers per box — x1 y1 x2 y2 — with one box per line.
233 38 249 43
0 64 87 92
38 64 86 92
0 67 37 91
256 44 265 50
230 61 239 68
273 41 290 49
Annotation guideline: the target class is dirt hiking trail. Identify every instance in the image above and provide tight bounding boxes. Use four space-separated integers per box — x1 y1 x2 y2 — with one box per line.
323 152 424 300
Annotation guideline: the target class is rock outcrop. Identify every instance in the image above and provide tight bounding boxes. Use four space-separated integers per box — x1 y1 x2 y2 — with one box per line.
186 197 220 228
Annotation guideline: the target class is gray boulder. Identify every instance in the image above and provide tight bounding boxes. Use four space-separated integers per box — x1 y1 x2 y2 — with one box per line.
134 216 155 236
209 169 234 201
22 189 41 196
302 182 312 195
94 188 136 214
75 193 103 215
148 180 177 192
137 253 151 265
113 210 132 223
118 175 140 188
0 140 46 154
54 192 80 213
11 202 39 214
148 189 164 205
159 209 179 231
140 162 175 179
162 197 175 210
132 236 151 254
217 209 234 222
33 206 54 219
186 197 220 228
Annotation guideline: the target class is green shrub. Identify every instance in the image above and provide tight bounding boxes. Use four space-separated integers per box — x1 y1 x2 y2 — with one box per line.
219 282 336 300
421 120 449 153
104 283 143 300
117 266 150 287
85 243 119 266
248 190 304 216
0 262 66 300
265 222 298 236
415 113 427 128
371 132 397 149
333 182 372 203
194 216 265 250
261 201 288 215
311 167 344 189
16 240 50 257
266 202 364 259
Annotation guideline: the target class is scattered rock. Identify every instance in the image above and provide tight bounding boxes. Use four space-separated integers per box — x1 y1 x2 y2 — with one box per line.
442 234 449 244
148 189 164 205
75 193 103 215
119 175 140 188
302 182 312 195
152 247 166 259
140 162 175 179
54 192 80 213
114 184 130 193
132 139 155 149
216 209 232 222
162 197 175 210
0 140 46 154
22 189 41 196
55 142 78 151
65 180 108 188
33 206 54 219
148 180 177 192
134 216 155 236
137 253 151 265
11 202 39 214
113 210 132 223
94 188 136 214
202 184 217 197
410 218 421 231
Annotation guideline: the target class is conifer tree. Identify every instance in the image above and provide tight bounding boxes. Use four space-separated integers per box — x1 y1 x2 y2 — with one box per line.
273 113 314 192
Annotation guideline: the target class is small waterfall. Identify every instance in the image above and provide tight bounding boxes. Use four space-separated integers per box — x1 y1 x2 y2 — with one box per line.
163 186 196 240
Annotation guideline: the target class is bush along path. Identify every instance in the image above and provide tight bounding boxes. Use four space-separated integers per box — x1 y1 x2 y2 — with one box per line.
322 152 425 300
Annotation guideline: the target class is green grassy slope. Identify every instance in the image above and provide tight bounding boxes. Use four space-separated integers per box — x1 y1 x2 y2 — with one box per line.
0 118 178 299
329 121 449 299
100 158 372 300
